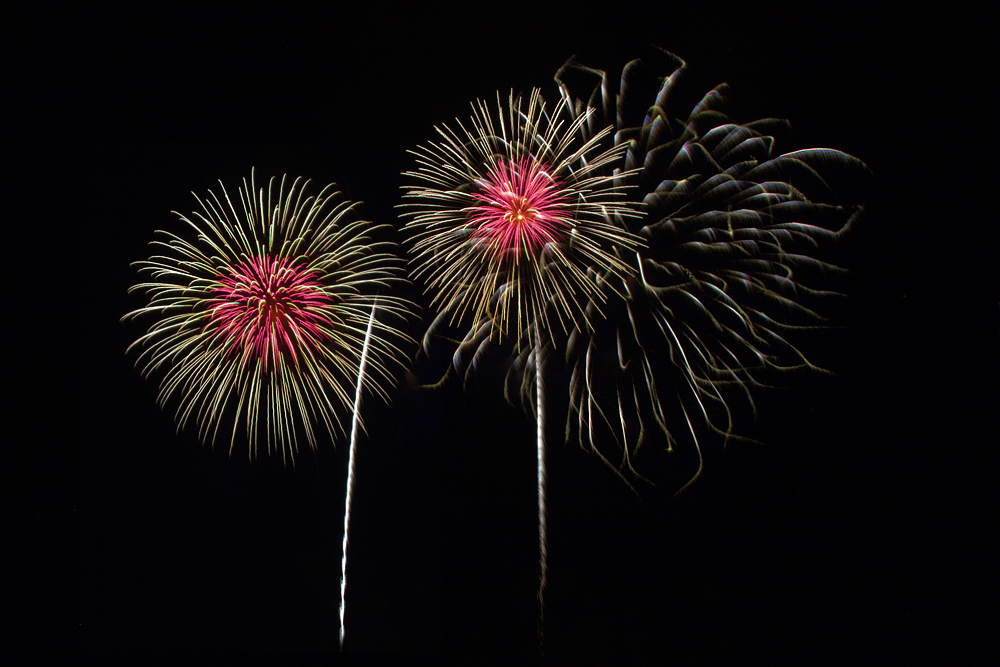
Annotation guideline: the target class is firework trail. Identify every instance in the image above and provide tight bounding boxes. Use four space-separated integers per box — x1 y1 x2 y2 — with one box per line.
340 298 377 650
401 90 642 647
123 170 414 649
532 325 548 643
554 48 871 491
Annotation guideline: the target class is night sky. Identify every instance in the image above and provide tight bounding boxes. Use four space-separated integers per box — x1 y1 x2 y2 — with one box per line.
20 5 993 659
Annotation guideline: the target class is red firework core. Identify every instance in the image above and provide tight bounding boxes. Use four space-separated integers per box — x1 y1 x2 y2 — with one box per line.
209 256 332 368
470 157 568 256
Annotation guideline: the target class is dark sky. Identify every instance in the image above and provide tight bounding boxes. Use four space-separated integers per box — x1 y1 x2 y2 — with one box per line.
23 4 994 659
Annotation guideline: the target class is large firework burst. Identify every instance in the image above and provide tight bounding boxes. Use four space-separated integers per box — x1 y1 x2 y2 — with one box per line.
123 170 414 464
555 48 871 490
401 88 642 359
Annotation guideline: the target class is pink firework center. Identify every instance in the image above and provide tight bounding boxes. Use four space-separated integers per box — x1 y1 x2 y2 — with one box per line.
210 256 335 369
469 157 568 258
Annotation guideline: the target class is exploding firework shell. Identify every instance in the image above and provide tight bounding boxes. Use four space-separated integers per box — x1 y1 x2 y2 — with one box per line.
123 171 414 463
555 49 871 489
401 89 643 363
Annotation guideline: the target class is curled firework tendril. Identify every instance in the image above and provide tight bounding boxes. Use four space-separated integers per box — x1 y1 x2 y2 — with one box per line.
556 48 872 491
123 170 415 463
400 88 642 382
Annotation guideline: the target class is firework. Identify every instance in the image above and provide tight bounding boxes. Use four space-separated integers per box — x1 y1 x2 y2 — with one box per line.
555 48 871 491
401 89 644 647
124 170 415 649
124 170 412 462
401 88 642 361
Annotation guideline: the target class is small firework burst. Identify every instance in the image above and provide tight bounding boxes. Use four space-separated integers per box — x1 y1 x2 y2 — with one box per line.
123 170 413 463
555 49 871 490
401 88 642 360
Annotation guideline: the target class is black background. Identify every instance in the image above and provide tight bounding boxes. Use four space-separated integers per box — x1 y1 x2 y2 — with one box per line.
18 4 995 660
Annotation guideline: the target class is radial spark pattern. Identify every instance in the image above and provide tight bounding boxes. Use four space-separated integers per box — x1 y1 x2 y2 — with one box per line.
555 49 871 489
123 171 413 462
469 156 569 255
210 255 332 369
401 88 642 365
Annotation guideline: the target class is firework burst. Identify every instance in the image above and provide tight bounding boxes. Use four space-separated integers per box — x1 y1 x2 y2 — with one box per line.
401 88 642 361
123 170 414 464
402 89 645 649
555 48 871 491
